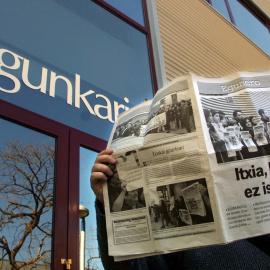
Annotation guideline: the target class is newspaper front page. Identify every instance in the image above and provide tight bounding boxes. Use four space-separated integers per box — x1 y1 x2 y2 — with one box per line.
193 69 270 243
103 70 270 260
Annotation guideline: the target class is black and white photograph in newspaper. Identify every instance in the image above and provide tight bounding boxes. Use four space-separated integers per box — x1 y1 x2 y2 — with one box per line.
144 90 196 140
107 165 146 212
202 93 270 164
148 178 214 231
111 115 148 142
115 150 141 170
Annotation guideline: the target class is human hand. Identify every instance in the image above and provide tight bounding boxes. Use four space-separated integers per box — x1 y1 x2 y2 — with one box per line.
90 149 116 204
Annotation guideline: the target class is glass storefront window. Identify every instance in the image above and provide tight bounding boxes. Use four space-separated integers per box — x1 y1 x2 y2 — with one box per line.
79 147 103 270
0 1 155 268
210 0 231 21
208 0 270 56
104 0 145 26
228 0 270 56
0 0 154 140
0 118 55 269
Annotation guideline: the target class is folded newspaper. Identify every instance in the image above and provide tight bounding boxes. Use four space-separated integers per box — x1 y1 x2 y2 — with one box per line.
103 70 270 261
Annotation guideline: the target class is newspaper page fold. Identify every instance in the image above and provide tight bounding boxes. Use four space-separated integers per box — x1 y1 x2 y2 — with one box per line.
103 70 270 261
104 75 221 259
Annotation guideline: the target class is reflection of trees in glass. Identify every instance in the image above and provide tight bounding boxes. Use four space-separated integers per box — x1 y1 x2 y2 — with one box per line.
85 225 104 270
0 140 54 269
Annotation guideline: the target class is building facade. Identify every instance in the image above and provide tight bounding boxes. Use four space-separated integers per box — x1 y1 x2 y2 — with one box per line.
0 0 269 269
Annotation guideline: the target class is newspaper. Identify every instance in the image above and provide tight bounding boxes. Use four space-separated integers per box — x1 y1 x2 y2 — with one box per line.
103 70 270 261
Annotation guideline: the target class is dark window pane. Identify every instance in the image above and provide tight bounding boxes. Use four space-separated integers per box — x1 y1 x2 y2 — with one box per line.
0 118 54 269
210 0 231 21
104 0 145 26
228 0 270 56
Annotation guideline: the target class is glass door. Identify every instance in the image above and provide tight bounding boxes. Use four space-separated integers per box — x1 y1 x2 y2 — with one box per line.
79 147 103 270
0 118 55 269
0 101 70 270
68 130 106 270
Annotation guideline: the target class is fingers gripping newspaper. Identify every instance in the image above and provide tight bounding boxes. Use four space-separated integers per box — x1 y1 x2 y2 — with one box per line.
103 70 270 261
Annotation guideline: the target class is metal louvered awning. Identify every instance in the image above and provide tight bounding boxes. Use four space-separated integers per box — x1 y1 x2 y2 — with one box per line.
155 0 270 81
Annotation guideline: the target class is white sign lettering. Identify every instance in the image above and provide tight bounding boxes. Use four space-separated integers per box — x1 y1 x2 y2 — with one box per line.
0 48 130 123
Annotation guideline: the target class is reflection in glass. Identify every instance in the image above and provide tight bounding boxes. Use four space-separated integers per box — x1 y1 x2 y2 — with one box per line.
104 0 145 26
210 0 231 21
0 119 54 269
79 147 104 270
228 0 270 56
0 0 154 140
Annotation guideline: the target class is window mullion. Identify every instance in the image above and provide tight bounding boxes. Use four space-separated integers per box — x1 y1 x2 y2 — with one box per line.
92 0 149 34
224 0 236 25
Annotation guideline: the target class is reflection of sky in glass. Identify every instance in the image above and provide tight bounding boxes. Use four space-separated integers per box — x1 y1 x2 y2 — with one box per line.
213 0 270 56
228 0 270 56
79 147 104 270
0 0 153 140
0 118 54 267
210 0 231 21
104 0 145 26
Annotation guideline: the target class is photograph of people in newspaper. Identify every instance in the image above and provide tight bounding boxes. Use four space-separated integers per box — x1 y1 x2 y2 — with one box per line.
200 83 270 164
109 80 196 151
107 165 146 213
145 96 196 136
148 178 214 231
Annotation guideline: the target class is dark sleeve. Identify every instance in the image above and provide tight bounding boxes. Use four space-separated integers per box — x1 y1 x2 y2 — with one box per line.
95 199 131 270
